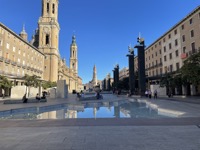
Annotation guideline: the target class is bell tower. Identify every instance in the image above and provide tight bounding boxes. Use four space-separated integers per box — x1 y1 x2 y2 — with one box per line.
38 0 60 81
70 35 78 75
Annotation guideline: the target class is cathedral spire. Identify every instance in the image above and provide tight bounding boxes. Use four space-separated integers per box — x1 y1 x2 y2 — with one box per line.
19 24 28 41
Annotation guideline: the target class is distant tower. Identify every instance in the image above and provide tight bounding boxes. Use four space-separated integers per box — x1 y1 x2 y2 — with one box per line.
92 65 97 86
19 24 28 41
70 35 78 74
38 0 60 81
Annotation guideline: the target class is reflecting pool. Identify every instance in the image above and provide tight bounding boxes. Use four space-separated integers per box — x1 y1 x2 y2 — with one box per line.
0 100 170 120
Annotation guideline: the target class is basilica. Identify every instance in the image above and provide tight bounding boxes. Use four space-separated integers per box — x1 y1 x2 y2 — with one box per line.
0 0 82 97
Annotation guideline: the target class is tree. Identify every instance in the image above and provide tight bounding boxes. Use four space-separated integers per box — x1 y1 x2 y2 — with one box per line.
0 75 12 97
23 74 40 97
180 51 200 86
42 81 57 89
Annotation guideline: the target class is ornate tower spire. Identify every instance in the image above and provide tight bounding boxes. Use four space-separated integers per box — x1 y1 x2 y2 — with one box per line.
70 34 78 74
19 24 28 41
38 0 60 81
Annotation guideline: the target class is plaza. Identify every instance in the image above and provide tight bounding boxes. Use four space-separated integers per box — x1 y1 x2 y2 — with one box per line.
0 94 200 150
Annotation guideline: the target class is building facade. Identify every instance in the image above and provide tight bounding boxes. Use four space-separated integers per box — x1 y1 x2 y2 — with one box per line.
134 6 200 95
0 0 82 97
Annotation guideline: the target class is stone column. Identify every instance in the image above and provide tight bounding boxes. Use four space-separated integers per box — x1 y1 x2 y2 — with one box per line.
127 46 135 95
134 37 146 96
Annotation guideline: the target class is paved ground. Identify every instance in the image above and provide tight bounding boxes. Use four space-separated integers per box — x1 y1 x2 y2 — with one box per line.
0 94 200 150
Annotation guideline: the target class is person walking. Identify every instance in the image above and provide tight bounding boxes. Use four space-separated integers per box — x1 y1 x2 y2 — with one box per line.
2 89 5 99
154 90 157 99
148 90 152 99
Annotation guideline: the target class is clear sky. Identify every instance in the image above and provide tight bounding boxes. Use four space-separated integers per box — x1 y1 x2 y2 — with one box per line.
0 0 199 84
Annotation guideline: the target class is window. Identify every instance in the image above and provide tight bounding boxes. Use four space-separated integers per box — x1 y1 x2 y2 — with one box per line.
46 35 49 45
174 29 177 35
191 42 195 53
169 43 171 49
176 63 180 70
164 46 166 52
183 47 186 53
181 24 184 30
6 43 10 49
191 30 194 37
170 65 173 72
160 58 162 63
159 41 161 45
175 50 179 57
175 39 178 46
159 49 161 54
160 68 162 75
182 35 185 42
189 18 193 24
52 4 55 14
155 52 157 57
0 39 2 46
152 54 154 58
169 53 172 59
47 3 49 13
163 38 165 42
168 34 171 39
164 56 167 61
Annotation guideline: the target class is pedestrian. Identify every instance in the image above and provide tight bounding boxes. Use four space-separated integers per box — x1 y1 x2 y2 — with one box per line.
154 90 157 99
2 89 5 99
148 90 152 99
36 93 40 100
145 90 148 97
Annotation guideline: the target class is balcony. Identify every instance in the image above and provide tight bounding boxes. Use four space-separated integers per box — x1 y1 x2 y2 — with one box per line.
181 53 187 59
0 56 4 62
22 64 26 69
4 58 11 64
11 61 17 66
17 63 21 67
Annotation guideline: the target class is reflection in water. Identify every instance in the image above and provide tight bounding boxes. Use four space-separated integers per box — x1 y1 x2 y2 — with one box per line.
0 100 169 120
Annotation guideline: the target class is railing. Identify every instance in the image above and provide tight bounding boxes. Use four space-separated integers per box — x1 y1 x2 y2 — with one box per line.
4 58 11 64
0 56 4 61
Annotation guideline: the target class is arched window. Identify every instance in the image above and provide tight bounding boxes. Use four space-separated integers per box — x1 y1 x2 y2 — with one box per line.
46 35 49 45
47 3 49 13
52 4 55 14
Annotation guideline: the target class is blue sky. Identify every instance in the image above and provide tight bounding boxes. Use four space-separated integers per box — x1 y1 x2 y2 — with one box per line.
0 0 199 83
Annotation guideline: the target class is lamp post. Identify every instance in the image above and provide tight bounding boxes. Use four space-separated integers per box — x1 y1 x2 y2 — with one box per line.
126 45 135 95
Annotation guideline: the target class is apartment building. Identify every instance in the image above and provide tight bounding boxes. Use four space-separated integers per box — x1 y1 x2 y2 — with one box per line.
0 23 44 84
134 6 200 95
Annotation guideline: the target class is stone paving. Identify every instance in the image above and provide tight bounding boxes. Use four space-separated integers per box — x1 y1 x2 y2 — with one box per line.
0 94 200 150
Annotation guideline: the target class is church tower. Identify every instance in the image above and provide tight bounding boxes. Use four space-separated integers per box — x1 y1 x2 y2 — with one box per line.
38 0 60 81
70 35 78 75
92 65 97 86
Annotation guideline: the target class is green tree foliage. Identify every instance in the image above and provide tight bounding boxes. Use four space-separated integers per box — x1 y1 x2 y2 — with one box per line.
42 81 57 89
180 51 200 86
0 75 12 90
22 74 40 96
